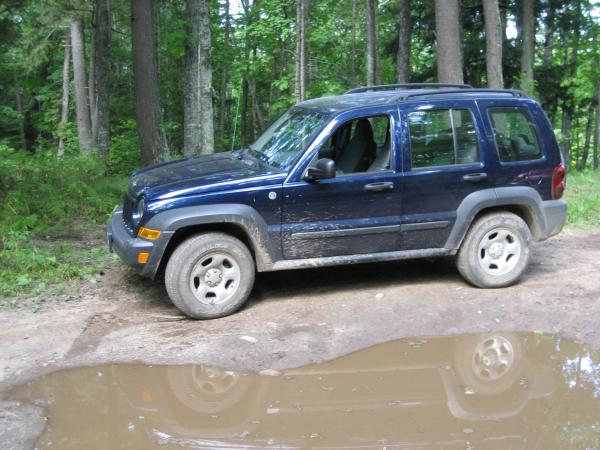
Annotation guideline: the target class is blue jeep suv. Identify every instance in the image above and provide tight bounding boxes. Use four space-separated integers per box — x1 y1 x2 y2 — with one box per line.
107 84 567 319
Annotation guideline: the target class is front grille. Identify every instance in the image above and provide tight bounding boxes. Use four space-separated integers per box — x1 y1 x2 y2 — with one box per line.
122 193 137 236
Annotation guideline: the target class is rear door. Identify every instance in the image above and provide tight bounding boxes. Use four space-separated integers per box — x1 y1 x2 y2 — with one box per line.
280 105 403 259
398 99 493 250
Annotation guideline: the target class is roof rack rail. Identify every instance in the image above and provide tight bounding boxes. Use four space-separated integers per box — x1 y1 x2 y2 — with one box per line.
394 88 527 101
345 83 473 94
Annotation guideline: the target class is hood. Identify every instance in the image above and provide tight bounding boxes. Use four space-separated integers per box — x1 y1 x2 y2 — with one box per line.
129 152 284 201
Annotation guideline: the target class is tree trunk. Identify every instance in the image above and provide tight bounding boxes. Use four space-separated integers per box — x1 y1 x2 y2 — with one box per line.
483 0 503 88
577 108 594 171
70 15 93 155
250 78 265 136
197 0 214 154
218 0 231 141
434 0 463 84
396 0 411 84
594 80 600 170
89 12 98 146
520 0 535 92
241 76 249 145
131 0 170 166
14 78 26 151
94 0 110 158
295 0 309 102
183 0 201 156
350 0 357 87
366 0 380 86
58 31 71 159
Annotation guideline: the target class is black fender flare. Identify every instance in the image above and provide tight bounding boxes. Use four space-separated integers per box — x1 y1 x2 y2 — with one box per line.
445 187 549 251
145 204 276 271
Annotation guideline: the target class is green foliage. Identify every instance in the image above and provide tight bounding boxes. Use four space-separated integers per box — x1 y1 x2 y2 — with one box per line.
0 145 127 300
106 119 141 176
565 170 600 227
0 145 127 236
0 231 108 299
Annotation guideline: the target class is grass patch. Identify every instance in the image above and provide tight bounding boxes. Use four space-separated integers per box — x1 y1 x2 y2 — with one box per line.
0 146 128 301
565 170 600 228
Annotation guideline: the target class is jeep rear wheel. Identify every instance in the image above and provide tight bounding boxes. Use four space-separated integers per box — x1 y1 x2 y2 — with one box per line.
457 212 531 288
165 232 255 319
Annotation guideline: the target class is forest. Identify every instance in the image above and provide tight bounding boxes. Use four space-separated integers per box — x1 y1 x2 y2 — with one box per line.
0 0 599 298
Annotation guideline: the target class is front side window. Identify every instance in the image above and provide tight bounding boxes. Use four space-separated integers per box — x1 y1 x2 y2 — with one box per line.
318 115 391 175
408 108 480 168
488 107 542 162
249 109 329 169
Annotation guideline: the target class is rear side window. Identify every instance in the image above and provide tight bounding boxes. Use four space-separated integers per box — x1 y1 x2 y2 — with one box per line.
488 107 542 162
408 109 480 168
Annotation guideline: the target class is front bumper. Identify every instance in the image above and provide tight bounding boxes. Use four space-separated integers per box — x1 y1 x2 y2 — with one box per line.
106 207 174 278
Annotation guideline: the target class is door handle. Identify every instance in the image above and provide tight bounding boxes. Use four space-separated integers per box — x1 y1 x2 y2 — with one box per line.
462 172 488 183
364 181 394 192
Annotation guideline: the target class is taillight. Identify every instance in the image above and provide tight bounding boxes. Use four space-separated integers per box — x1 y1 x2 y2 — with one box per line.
552 164 566 199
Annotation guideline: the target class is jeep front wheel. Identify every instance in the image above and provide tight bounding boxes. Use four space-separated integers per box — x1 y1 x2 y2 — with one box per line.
457 212 531 288
165 232 255 319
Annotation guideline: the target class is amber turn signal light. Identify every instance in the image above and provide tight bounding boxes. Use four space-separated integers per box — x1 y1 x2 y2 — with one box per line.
138 227 161 240
137 252 150 264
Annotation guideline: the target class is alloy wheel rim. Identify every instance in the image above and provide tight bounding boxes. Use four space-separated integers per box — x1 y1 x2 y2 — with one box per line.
477 227 521 276
471 335 515 382
189 252 241 305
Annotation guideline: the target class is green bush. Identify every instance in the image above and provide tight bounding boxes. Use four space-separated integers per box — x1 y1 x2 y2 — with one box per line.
0 145 128 299
0 145 127 236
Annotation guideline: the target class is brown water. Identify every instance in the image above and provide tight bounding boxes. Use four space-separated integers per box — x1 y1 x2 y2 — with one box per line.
10 332 600 449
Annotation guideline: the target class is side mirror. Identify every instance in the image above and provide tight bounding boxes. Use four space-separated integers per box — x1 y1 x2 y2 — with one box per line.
305 158 336 181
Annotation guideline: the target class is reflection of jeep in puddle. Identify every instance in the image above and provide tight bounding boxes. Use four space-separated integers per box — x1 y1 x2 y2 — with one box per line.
135 333 553 449
16 332 583 449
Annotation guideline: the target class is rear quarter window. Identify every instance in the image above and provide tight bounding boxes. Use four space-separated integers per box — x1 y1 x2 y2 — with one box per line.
488 107 543 162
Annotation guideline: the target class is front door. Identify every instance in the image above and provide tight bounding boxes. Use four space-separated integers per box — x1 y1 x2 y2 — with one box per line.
281 107 403 259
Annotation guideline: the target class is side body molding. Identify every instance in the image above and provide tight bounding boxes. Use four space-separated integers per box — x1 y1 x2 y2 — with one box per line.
145 204 277 271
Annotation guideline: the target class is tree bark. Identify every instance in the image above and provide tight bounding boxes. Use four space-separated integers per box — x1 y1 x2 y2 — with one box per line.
350 0 357 87
94 0 110 158
250 78 265 136
366 0 380 86
434 0 463 84
218 0 231 141
396 0 411 84
70 15 93 155
577 107 594 171
58 31 71 159
14 78 26 151
520 0 535 92
594 80 600 170
88 12 98 146
131 0 170 166
183 0 201 156
197 0 214 154
295 0 309 102
483 0 503 88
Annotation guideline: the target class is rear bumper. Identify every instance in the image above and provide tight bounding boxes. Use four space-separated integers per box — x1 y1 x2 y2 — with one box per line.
106 207 173 278
541 199 567 239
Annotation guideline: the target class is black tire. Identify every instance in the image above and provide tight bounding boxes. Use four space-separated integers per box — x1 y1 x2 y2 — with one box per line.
457 212 531 288
165 232 255 319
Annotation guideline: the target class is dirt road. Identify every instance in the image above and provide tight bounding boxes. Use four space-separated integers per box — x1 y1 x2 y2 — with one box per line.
2 228 599 392
1 228 600 447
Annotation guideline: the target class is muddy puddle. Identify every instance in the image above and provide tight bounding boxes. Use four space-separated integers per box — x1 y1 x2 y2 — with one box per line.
9 332 600 449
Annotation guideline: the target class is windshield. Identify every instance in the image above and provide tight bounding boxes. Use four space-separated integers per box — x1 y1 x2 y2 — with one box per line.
248 109 328 169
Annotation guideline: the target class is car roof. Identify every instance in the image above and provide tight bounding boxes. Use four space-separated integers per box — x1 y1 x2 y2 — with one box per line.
296 85 531 114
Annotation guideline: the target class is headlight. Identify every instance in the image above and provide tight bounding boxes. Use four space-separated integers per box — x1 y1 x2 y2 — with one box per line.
132 198 145 224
